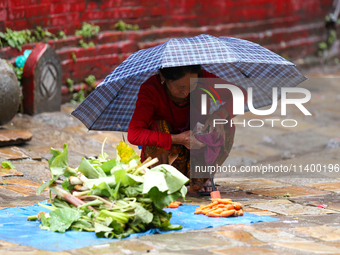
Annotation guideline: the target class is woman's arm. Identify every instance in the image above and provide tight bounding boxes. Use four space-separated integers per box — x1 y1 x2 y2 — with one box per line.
127 84 172 150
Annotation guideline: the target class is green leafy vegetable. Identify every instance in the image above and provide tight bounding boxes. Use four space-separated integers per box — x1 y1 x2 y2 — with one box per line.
1 161 15 169
29 139 188 238
48 208 81 233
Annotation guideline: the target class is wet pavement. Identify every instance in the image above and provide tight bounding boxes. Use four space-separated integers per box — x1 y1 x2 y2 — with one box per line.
0 68 340 254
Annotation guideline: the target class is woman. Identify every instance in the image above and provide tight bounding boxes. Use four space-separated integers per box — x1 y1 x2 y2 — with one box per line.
128 65 247 195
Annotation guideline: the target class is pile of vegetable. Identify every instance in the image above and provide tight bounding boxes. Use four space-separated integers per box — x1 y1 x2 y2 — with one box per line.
28 140 189 238
194 199 244 217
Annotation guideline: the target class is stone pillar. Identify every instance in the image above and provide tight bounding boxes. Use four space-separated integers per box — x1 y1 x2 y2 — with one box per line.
22 43 62 115
0 59 21 126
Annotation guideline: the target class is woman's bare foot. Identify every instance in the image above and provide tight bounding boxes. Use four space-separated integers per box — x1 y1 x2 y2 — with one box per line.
198 179 213 193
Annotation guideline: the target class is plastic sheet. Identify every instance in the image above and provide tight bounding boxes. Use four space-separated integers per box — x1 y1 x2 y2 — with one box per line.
0 201 278 251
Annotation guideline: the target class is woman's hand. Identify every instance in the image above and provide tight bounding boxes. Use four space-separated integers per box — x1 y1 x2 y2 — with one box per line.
201 112 226 141
190 131 206 150
171 130 205 150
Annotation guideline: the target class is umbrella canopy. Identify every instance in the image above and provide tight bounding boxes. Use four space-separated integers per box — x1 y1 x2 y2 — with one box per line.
71 34 306 131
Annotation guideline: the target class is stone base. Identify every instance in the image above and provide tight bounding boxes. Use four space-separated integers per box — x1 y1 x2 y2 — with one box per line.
0 130 32 147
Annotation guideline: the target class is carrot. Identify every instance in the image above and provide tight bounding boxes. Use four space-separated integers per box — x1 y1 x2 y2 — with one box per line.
194 209 203 214
194 200 243 217
232 210 239 217
218 204 234 210
220 209 236 217
206 212 221 217
217 204 226 208
168 203 179 208
210 208 223 214
203 207 218 214
203 201 218 209
216 199 233 204
212 198 231 202
233 202 242 210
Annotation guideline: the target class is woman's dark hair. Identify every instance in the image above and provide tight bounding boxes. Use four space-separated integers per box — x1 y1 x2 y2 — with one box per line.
159 65 201 81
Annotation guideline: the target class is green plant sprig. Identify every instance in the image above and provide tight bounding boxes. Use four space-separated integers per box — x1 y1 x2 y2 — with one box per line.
114 20 139 31
75 22 100 39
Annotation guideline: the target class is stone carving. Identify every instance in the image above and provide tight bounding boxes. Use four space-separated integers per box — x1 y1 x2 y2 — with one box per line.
22 43 62 115
0 59 21 126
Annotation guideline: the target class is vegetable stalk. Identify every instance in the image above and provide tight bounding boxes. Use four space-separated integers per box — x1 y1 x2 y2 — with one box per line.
133 158 159 175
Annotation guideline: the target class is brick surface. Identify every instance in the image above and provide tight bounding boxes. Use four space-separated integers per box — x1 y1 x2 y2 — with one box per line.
0 0 335 91
25 4 50 19
8 7 25 20
0 8 6 21
26 16 51 28
5 19 27 30
50 3 72 14
8 0 39 8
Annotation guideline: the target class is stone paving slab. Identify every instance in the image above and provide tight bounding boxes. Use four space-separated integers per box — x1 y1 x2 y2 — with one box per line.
272 242 340 254
251 216 322 230
0 130 32 147
289 194 340 212
69 239 157 255
0 185 39 197
141 231 236 251
249 186 331 198
244 207 277 216
272 178 340 186
249 200 336 216
219 191 273 202
210 246 284 255
0 186 26 198
298 214 340 228
0 240 65 255
215 229 266 246
62 126 88 135
0 146 30 159
294 226 340 241
85 131 124 144
0 178 41 187
305 182 340 193
16 145 54 160
241 199 290 206
0 167 24 177
216 178 289 191
246 228 311 244
6 160 50 183
0 178 45 197
17 148 42 160
218 224 311 244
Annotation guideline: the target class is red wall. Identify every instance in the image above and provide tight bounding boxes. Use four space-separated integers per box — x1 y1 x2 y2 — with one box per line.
0 0 333 33
0 0 335 89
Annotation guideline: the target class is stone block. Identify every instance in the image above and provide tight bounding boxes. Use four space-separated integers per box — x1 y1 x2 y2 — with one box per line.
22 43 62 115
0 59 21 126
0 130 32 147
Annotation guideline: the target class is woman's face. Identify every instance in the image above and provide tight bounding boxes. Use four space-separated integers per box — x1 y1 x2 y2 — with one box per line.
164 73 199 99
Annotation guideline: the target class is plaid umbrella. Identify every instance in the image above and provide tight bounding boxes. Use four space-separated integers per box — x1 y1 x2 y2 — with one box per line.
71 34 306 131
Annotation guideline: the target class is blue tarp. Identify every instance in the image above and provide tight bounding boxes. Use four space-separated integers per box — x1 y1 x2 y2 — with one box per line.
0 202 278 251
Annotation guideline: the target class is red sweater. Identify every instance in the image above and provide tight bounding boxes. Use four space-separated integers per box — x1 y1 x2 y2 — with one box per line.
128 70 247 152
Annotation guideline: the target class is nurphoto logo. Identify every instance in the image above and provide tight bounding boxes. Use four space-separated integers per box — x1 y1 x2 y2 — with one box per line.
200 84 312 128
